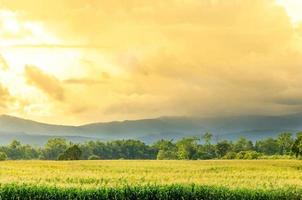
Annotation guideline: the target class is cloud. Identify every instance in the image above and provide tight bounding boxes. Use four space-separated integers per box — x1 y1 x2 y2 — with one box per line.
0 84 12 109
24 65 65 101
64 78 105 85
0 54 9 70
1 0 302 124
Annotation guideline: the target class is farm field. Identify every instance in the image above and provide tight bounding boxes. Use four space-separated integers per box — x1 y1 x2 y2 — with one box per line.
0 160 302 199
0 160 301 189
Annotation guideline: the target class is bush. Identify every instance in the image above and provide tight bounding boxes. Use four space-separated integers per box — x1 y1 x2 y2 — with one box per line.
260 155 295 160
235 151 261 160
157 150 178 160
235 151 247 159
0 152 7 161
57 153 66 161
222 152 236 159
244 151 261 160
88 155 100 160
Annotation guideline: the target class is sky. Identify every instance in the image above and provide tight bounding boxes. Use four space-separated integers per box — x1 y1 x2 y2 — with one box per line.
0 0 302 125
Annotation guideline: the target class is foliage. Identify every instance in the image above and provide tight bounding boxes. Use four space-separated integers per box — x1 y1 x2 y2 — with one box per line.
223 151 236 159
88 155 100 160
0 184 301 200
157 150 177 160
57 145 82 160
277 133 294 155
43 138 68 160
235 151 261 160
176 137 199 160
216 140 232 158
0 152 7 161
292 133 302 158
233 137 254 152
0 132 302 160
255 138 279 155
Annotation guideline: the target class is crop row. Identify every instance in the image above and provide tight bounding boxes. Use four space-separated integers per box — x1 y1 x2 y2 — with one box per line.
0 184 301 200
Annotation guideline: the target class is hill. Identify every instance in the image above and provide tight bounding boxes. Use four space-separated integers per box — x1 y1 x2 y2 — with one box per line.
0 113 301 145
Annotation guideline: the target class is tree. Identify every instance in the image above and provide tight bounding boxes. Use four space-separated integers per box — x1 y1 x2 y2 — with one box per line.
216 140 232 158
154 139 178 160
223 151 236 159
58 145 82 160
292 134 302 157
157 150 177 160
202 132 212 145
197 133 216 159
255 138 279 155
43 138 68 160
108 140 155 159
7 140 23 159
196 144 216 159
176 137 199 160
277 133 293 155
0 152 7 161
233 137 254 152
243 151 261 159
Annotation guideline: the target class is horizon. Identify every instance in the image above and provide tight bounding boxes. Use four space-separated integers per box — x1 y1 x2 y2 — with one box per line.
2 111 302 127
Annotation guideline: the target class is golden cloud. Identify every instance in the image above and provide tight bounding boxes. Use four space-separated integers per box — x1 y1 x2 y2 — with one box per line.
1 0 302 124
0 84 12 109
24 65 65 101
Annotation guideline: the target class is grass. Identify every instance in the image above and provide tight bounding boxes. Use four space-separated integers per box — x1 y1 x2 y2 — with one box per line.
0 160 301 199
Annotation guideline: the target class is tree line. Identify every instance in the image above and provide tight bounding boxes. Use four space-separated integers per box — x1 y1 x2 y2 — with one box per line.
1 132 302 161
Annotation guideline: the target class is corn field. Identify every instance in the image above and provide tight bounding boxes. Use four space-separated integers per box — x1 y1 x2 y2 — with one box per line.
0 160 301 199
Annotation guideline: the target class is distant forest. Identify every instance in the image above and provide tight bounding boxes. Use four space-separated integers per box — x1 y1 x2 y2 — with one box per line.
1 132 302 161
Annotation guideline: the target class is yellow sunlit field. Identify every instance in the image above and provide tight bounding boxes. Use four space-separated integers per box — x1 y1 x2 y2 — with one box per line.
0 160 301 189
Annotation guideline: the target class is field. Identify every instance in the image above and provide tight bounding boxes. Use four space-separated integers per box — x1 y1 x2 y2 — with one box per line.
0 160 302 199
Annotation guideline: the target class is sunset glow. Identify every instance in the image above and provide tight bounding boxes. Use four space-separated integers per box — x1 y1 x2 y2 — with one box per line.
1 0 302 125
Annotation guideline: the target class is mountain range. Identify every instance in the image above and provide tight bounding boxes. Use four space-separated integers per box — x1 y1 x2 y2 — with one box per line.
0 113 302 145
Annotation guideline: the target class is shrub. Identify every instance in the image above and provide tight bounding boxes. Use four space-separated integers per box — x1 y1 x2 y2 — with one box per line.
88 155 100 160
157 150 178 160
243 151 261 160
223 152 236 159
235 151 247 159
0 152 7 161
235 151 261 160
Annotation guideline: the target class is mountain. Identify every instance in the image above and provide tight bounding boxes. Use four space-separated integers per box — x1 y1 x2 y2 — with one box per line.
0 113 302 145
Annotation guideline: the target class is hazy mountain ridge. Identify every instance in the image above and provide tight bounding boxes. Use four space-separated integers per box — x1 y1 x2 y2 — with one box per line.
0 113 302 145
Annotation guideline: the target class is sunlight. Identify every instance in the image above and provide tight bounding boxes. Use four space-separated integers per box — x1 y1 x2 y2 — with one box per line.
276 0 302 24
2 18 20 34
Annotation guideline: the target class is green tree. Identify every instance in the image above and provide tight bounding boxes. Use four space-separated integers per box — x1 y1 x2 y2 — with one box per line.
223 151 236 159
202 132 212 145
255 138 278 155
196 132 216 159
277 133 293 155
58 145 82 160
153 139 177 160
244 151 261 159
216 140 232 158
43 138 68 160
176 137 199 160
233 137 254 152
0 152 7 161
157 149 178 160
292 133 302 157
